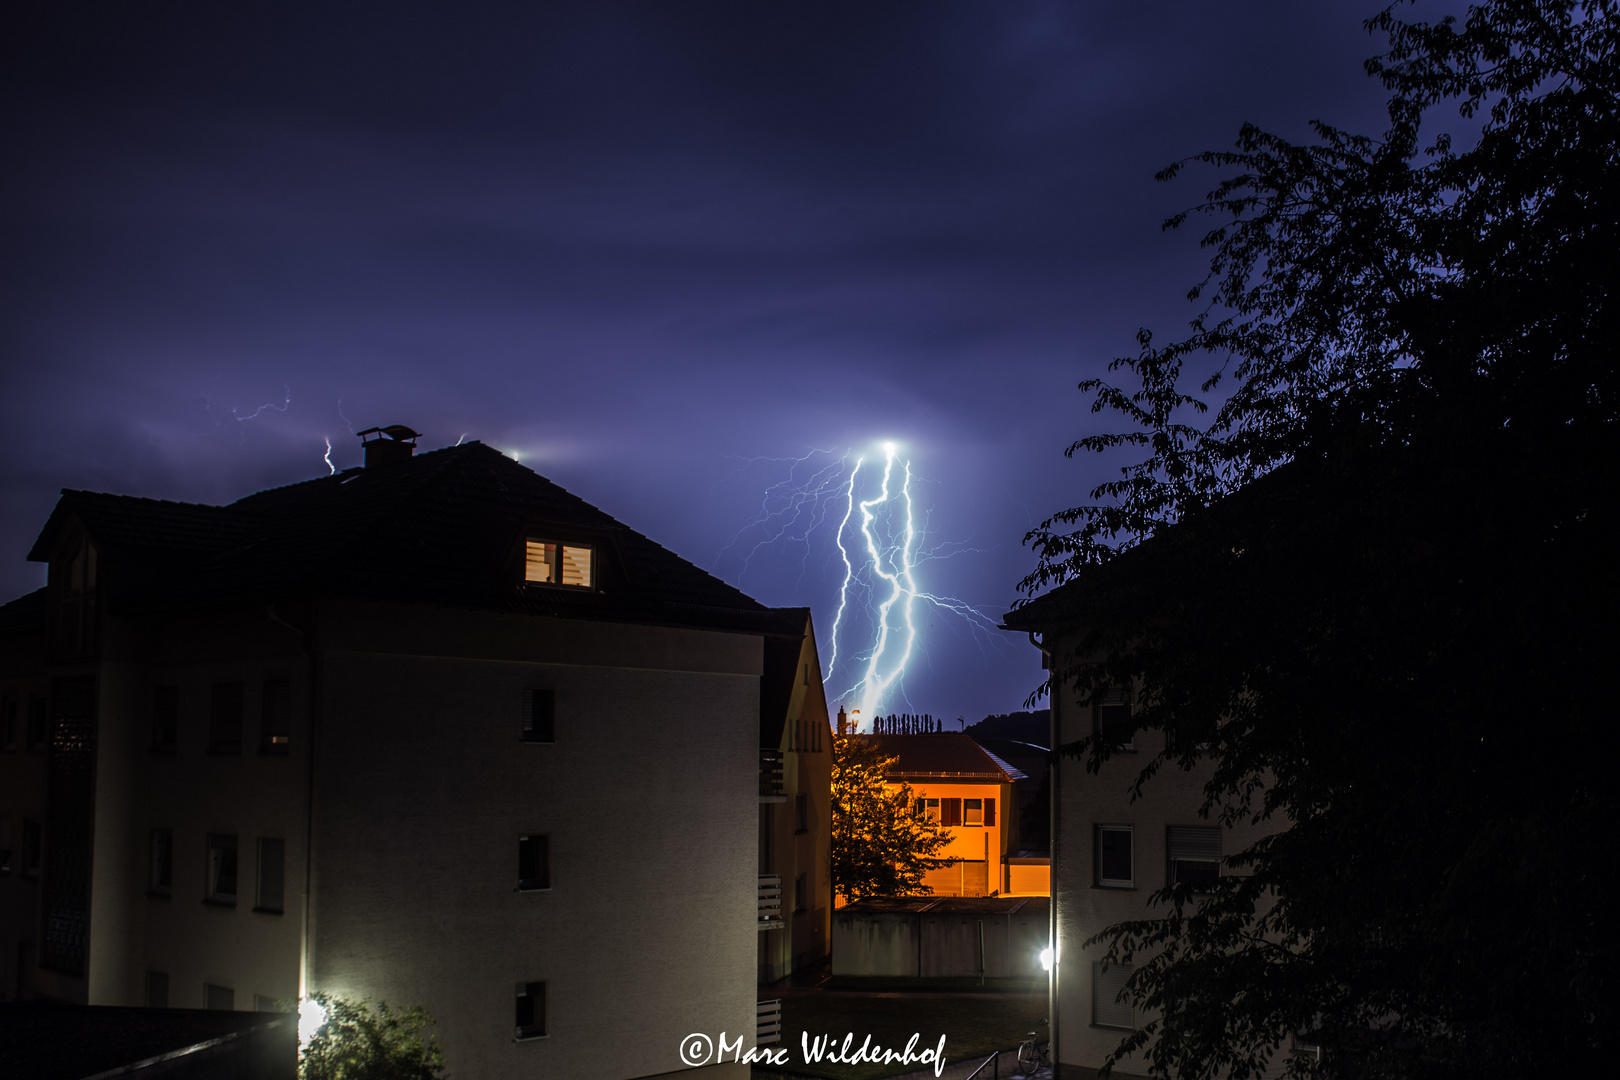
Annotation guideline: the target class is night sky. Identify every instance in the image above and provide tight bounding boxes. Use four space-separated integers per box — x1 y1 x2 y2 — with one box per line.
2 1 1442 721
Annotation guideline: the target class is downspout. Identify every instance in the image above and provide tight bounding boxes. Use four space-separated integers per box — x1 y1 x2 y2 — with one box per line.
267 602 320 1002
1029 630 1059 1071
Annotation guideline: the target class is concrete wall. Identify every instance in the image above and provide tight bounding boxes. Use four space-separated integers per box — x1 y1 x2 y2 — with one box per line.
311 599 761 1080
831 902 1048 978
62 604 315 1011
1046 633 1284 1075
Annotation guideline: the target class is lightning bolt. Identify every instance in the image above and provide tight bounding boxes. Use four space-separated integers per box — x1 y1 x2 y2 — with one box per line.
323 436 335 475
716 441 1012 732
825 456 862 682
851 445 918 718
230 385 291 422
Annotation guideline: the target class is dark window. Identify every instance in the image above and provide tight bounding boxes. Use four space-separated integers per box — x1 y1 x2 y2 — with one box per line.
795 792 809 833
24 820 41 875
205 983 234 1011
149 829 172 894
146 970 169 1008
1 695 16 750
26 695 47 751
1167 826 1221 888
519 835 550 891
1097 825 1133 887
1093 686 1134 749
152 686 178 752
210 683 243 753
941 798 963 827
515 981 547 1039
1093 961 1134 1029
260 680 291 753
206 834 237 904
0 820 11 874
794 873 808 912
522 689 554 744
256 838 285 913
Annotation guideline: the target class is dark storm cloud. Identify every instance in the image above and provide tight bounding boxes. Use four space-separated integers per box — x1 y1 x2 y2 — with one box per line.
2 0 1437 717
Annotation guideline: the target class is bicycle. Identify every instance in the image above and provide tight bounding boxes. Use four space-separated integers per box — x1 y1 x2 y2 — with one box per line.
1016 1020 1051 1076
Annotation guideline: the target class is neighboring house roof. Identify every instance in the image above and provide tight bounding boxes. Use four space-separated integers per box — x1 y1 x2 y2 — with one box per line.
21 441 790 635
867 733 1028 783
0 587 46 634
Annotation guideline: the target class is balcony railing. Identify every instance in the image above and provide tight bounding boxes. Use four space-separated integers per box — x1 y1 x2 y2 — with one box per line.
759 748 785 801
757 998 783 1045
758 875 784 931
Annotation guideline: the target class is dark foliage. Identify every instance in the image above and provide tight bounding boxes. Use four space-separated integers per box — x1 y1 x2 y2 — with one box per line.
964 711 1050 744
1018 2 1617 1078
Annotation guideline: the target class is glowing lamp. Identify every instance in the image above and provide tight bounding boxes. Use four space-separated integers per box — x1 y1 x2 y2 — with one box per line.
1039 946 1054 972
298 997 329 1047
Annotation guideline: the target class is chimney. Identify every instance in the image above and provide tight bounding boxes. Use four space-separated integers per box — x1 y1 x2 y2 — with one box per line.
357 425 421 469
837 707 847 735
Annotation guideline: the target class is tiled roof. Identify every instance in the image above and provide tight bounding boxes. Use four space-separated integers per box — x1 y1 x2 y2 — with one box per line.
866 733 1027 782
26 441 786 635
0 587 46 634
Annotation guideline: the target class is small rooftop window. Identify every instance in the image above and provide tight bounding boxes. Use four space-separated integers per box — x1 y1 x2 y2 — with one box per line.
525 541 593 589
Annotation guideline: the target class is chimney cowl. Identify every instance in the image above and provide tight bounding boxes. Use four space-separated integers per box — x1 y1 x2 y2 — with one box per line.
357 425 421 469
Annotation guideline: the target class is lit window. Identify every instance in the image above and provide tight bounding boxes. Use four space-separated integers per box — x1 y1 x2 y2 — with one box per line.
207 834 238 904
525 541 593 588
515 981 547 1039
1096 825 1133 887
918 798 940 823
964 799 983 826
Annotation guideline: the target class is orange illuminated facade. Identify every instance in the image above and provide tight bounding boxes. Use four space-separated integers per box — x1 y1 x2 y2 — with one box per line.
868 733 1043 897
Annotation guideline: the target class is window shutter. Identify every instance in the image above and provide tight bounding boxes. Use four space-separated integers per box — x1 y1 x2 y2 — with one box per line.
1167 826 1221 862
1093 962 1134 1028
984 798 996 827
942 798 962 827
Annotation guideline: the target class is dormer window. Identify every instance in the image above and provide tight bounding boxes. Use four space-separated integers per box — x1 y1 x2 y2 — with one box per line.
525 540 593 589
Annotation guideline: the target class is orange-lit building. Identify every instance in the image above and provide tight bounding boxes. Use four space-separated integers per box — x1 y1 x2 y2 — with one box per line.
868 733 1043 897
